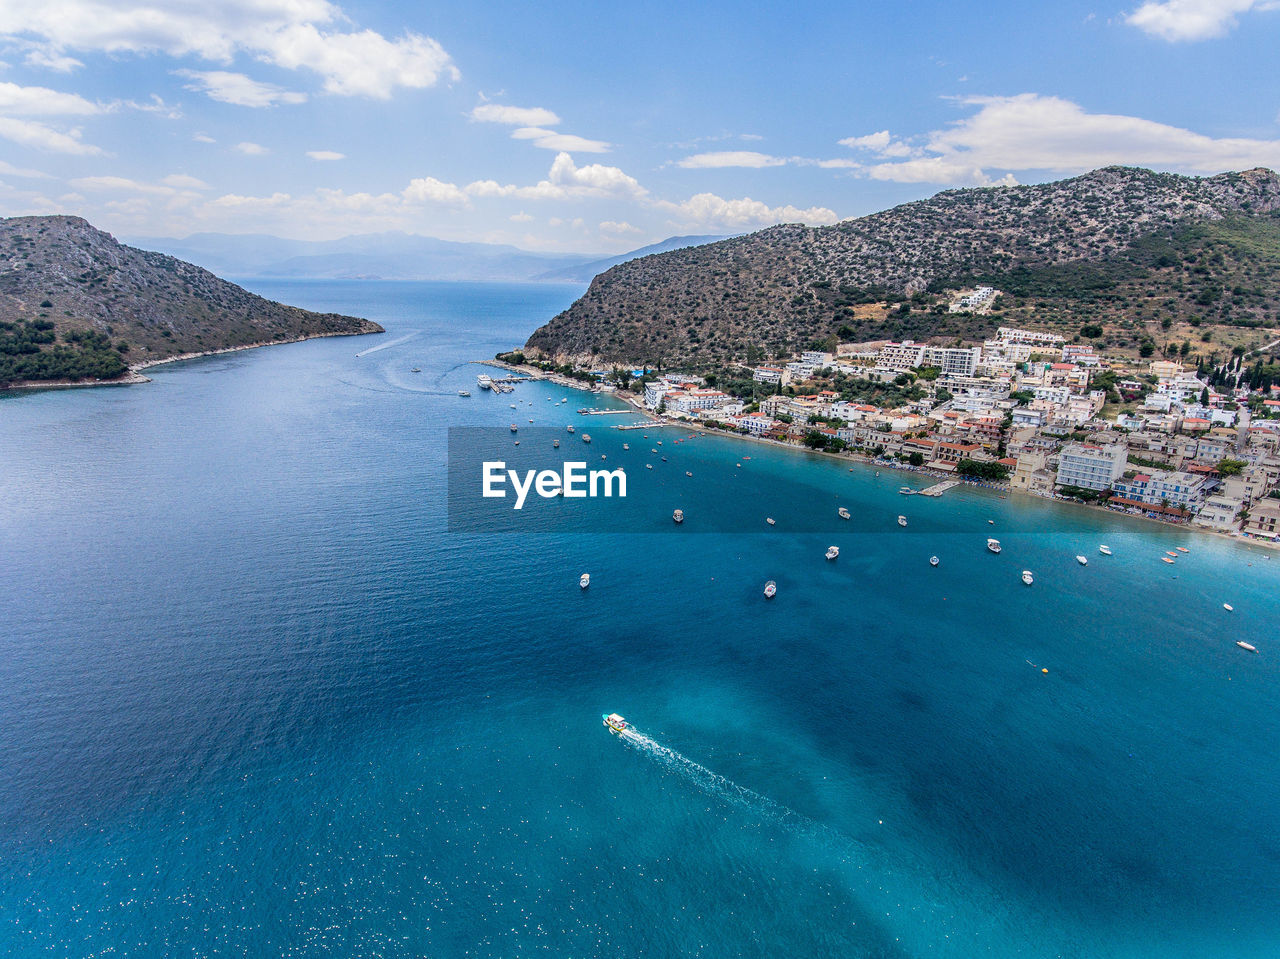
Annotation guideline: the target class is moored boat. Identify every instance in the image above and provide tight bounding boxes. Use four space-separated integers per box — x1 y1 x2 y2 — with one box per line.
477 374 493 390
579 573 590 589
1076 555 1088 566
510 423 518 433
897 515 908 527
554 439 560 448
1099 545 1112 555
673 509 684 524
1176 546 1189 553
763 580 777 599
1237 641 1258 653
825 546 839 560
582 434 591 443
1162 556 1175 564
1223 603 1234 611
566 425 574 433
458 390 470 397
1022 570 1034 585
987 538 1002 554
766 517 776 526
838 507 851 520
929 555 939 567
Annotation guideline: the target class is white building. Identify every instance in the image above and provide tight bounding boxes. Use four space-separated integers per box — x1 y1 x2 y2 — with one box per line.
1056 442 1128 491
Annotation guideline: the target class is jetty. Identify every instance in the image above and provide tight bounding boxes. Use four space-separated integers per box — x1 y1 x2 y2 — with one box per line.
578 408 635 415
917 480 960 497
616 421 667 430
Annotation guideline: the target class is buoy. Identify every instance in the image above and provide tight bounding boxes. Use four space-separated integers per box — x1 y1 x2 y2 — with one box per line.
1042 668 1049 674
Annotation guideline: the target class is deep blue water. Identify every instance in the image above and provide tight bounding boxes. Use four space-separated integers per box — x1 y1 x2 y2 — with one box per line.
2 280 1278 958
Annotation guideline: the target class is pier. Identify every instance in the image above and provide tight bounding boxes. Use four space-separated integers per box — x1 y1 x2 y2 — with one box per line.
577 408 635 415
917 480 960 497
616 421 667 430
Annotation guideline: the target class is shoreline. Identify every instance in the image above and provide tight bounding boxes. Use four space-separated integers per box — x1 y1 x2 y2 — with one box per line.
484 356 1280 553
2 328 380 395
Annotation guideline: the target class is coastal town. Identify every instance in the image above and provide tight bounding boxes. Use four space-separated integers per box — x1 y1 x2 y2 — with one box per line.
501 305 1280 543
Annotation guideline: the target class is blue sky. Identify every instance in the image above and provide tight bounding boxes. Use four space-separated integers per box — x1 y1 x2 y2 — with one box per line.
0 0 1278 252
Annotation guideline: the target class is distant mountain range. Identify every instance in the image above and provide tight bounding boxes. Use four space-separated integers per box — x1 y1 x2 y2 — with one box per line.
123 231 728 284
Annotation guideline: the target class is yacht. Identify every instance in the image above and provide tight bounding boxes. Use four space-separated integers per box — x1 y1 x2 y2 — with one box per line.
458 390 470 397
579 573 590 589
603 713 629 733
838 507 851 520
1237 641 1258 653
929 555 939 567
1098 545 1112 556
897 515 908 527
566 425 575 433
1022 570 1034 586
825 546 839 561
411 367 421 373
673 509 684 524
1076 555 1088 566
477 374 493 390
763 580 777 599
987 538 1002 554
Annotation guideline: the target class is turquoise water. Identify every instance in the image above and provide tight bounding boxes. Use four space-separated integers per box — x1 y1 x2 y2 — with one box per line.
2 280 1278 957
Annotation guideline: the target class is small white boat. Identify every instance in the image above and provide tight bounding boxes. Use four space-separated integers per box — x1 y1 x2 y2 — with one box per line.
603 713 629 733
826 546 839 560
1098 545 1112 556
513 440 520 446
1176 546 1189 554
987 538 1002 554
763 580 777 599
838 507 851 520
510 423 518 433
929 555 939 567
582 434 591 443
987 519 995 525
685 471 692 477
673 509 684 524
897 515 908 527
579 573 590 589
1076 555 1088 566
510 404 517 409
1237 641 1258 653
458 390 470 397
1162 556 1175 564
623 443 630 450
646 463 653 470
566 425 575 434
1022 570 1034 586
766 517 776 526
411 367 421 373
553 439 560 448
1223 603 1234 612
899 486 914 495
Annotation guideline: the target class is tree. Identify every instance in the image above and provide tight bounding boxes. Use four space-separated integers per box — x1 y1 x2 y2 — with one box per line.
1217 458 1247 476
1200 386 1210 405
916 365 940 381
1139 340 1156 357
1080 323 1104 339
908 452 925 467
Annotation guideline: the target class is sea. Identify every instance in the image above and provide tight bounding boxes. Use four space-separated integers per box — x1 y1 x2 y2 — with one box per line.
1 279 1278 958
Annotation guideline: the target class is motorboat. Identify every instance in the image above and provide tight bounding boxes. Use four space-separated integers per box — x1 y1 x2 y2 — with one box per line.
623 444 630 450
603 713 629 733
673 509 684 524
897 515 908 527
579 573 590 589
1076 555 1088 566
766 517 776 526
582 434 591 443
458 390 470 397
763 580 777 599
838 507 851 520
1223 603 1234 612
513 440 520 446
929 556 939 567
567 425 575 433
826 546 839 560
685 471 692 477
1176 547 1189 553
510 404 517 409
1162 556 1175 564
899 486 914 495
1098 545 1112 555
411 367 421 373
1022 570 1034 586
510 424 518 433
987 538 1002 554
1237 641 1258 653
554 439 560 448
646 463 653 470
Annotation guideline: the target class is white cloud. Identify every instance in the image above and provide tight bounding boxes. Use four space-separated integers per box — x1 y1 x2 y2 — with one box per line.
161 173 209 190
306 150 345 161
509 211 534 222
402 175 470 205
676 150 787 169
0 80 100 115
600 219 641 234
510 126 611 153
863 93 1280 185
837 130 917 158
465 153 646 201
175 69 307 107
70 174 180 195
0 159 51 177
23 48 82 72
1125 0 1277 41
193 133 215 143
659 192 838 228
234 141 268 155
0 1 459 99
470 103 561 127
0 116 102 154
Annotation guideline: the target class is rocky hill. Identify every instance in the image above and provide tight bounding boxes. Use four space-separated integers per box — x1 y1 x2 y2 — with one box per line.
525 167 1280 367
0 215 381 388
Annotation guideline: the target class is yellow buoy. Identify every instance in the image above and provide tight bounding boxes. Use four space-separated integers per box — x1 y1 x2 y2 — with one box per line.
1042 668 1049 674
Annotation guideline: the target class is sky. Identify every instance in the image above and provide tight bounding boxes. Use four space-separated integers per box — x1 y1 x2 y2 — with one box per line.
0 0 1278 253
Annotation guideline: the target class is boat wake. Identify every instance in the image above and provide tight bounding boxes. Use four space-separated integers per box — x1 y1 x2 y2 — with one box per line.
355 331 419 357
616 726 816 833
